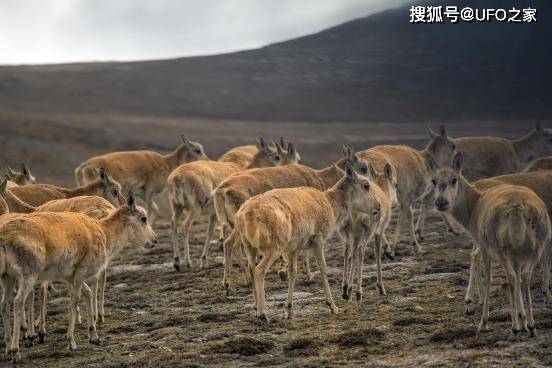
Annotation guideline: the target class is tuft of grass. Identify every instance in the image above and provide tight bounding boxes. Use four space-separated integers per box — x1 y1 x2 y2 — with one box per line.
210 336 274 356
430 326 476 343
283 337 320 356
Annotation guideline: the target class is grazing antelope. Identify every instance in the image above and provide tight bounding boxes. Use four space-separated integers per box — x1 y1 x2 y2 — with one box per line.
168 138 287 270
340 163 398 301
234 162 378 322
7 167 124 208
428 152 551 336
74 136 208 224
0 192 156 362
523 156 552 172
350 125 456 257
216 145 366 291
453 122 552 181
6 163 36 188
460 170 552 315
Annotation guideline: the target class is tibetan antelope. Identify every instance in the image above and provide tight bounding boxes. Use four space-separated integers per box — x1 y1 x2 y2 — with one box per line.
0 192 156 362
168 138 289 270
74 136 208 224
216 145 367 291
428 152 551 336
523 156 552 172
340 163 398 301
7 167 124 208
6 163 36 188
461 170 552 315
234 162 378 322
454 122 552 181
350 125 456 257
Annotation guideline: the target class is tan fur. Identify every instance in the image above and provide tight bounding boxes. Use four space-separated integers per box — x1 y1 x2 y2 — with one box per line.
461 171 552 311
523 156 552 172
429 153 551 335
74 136 208 224
340 164 398 301
218 145 258 167
216 161 346 290
233 163 378 321
351 130 456 256
35 196 116 220
168 139 293 270
454 122 552 181
0 192 156 361
7 169 124 208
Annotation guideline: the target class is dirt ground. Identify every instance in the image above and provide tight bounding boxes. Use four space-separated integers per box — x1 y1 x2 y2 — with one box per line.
1 205 552 367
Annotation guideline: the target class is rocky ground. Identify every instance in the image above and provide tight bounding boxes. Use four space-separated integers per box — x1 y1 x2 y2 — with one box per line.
1 207 551 367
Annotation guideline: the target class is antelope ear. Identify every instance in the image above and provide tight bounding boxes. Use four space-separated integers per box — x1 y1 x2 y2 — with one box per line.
367 164 376 180
425 125 437 139
334 164 345 176
0 176 7 195
345 161 358 181
439 124 446 137
181 135 191 146
424 153 438 173
279 137 285 149
452 152 464 173
121 184 131 197
6 166 16 179
384 163 393 179
127 190 137 211
99 167 110 184
21 163 30 177
287 142 296 156
257 136 268 151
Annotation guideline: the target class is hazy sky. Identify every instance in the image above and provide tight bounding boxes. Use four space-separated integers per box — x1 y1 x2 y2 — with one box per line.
0 0 408 65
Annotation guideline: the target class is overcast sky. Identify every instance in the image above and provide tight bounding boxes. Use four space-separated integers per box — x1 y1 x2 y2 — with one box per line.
0 0 408 65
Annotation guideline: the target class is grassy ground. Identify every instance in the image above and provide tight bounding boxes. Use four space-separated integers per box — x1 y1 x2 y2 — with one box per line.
2 208 551 367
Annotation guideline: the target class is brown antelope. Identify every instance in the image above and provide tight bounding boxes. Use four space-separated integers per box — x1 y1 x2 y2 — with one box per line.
453 122 552 181
234 162 378 322
460 170 552 316
523 156 552 172
350 125 457 257
0 192 156 362
74 136 208 224
216 145 367 291
428 152 551 336
167 138 292 271
6 163 36 188
340 163 398 302
7 167 124 208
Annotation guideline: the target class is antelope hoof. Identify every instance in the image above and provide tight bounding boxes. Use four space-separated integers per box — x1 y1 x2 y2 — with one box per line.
330 304 340 315
89 336 100 346
377 284 386 296
304 272 314 283
173 257 180 271
477 320 488 334
465 299 475 315
24 336 34 348
200 257 207 269
415 230 424 242
257 313 270 323
528 325 537 338
342 284 350 300
384 250 395 260
11 351 21 363
38 330 46 344
285 303 294 320
278 269 288 282
98 314 105 324
355 291 363 303
67 337 77 351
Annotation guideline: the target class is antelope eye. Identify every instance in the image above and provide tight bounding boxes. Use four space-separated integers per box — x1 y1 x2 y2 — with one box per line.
274 155 280 161
363 183 370 191
359 166 367 174
452 144 456 150
451 178 458 185
431 179 437 186
140 216 147 223
394 182 398 188
195 148 201 154
112 189 118 196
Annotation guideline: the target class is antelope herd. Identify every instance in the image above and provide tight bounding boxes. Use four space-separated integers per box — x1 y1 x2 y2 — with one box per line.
1 122 552 362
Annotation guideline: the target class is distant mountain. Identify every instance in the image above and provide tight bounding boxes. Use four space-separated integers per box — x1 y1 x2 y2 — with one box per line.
0 0 550 123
